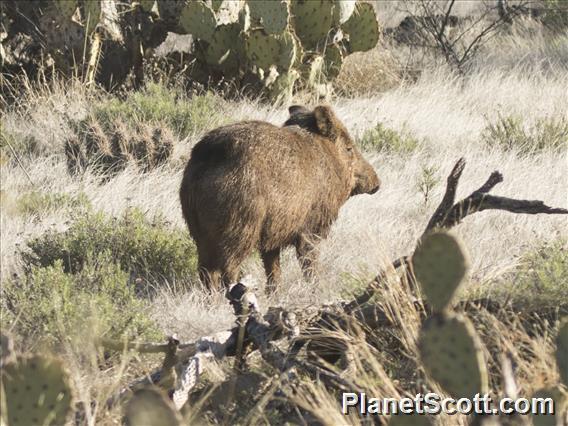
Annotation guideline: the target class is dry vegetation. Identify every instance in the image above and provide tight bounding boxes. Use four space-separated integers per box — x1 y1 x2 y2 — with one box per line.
1 3 567 425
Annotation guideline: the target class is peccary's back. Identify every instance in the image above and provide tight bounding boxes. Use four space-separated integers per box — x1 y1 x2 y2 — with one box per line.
180 121 352 250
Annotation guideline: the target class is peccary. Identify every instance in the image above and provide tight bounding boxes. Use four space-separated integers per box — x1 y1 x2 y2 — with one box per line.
180 105 380 293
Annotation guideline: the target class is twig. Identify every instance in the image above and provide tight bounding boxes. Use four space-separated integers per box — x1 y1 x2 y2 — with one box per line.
348 158 567 312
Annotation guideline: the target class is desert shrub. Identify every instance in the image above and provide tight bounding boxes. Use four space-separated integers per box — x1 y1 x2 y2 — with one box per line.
15 191 90 217
91 83 225 138
22 208 198 286
482 113 568 154
479 240 568 311
2 256 160 345
541 0 568 31
358 123 419 154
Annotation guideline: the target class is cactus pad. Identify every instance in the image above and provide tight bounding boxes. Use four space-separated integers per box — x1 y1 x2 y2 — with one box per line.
124 387 182 426
246 30 298 71
2 355 73 426
179 1 217 42
412 231 469 312
290 0 334 49
82 0 101 29
139 0 155 12
419 313 488 400
341 2 379 53
323 43 343 79
531 386 567 426
332 0 356 25
54 0 77 18
557 319 568 385
205 23 243 73
249 0 289 35
40 8 85 49
278 31 299 70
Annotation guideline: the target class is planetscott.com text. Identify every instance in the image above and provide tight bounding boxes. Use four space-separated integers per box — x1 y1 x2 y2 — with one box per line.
342 392 555 416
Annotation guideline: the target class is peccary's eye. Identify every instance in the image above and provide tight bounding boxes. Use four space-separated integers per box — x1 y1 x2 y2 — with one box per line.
347 146 354 153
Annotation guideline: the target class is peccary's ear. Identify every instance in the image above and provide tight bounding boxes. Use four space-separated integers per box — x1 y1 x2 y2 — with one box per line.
288 105 310 117
314 105 339 141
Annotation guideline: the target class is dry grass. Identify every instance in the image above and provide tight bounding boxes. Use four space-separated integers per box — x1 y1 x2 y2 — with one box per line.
1 14 567 424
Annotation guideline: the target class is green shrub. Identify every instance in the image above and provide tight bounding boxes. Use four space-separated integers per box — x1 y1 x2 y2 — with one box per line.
482 113 568 154
481 240 568 311
22 208 198 286
91 83 225 138
358 123 419 154
2 256 160 345
16 191 90 217
541 0 568 32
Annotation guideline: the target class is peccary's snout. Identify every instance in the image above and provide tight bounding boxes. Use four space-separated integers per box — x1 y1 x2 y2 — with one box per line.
352 156 381 196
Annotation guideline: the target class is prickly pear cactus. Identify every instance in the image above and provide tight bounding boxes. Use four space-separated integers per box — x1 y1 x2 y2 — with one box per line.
156 0 185 26
557 319 568 385
341 2 380 53
419 313 488 400
124 387 182 426
179 1 217 43
290 0 334 48
205 22 243 73
248 0 289 34
246 30 298 71
332 0 356 25
531 386 568 426
1 355 73 426
54 0 77 18
412 231 469 312
139 0 155 12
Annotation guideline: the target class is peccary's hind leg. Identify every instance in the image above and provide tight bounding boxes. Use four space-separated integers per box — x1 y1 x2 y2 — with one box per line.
198 264 222 292
295 235 319 282
261 248 281 294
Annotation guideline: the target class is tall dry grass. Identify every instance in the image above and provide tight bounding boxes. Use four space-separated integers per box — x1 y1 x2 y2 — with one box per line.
1 15 567 424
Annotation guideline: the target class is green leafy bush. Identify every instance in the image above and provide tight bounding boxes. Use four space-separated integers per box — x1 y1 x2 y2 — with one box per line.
16 191 90 217
358 123 419 154
22 208 198 286
482 113 568 154
2 256 160 345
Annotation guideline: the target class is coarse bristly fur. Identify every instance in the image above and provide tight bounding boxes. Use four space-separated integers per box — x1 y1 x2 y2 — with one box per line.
180 105 381 293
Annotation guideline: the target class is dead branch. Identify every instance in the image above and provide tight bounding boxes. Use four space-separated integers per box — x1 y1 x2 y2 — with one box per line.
103 157 567 410
345 157 567 310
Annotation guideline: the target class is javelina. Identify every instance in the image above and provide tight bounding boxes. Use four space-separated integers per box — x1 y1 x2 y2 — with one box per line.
180 105 380 293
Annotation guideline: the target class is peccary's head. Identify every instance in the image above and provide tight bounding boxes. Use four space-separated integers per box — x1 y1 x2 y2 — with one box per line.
285 105 381 196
